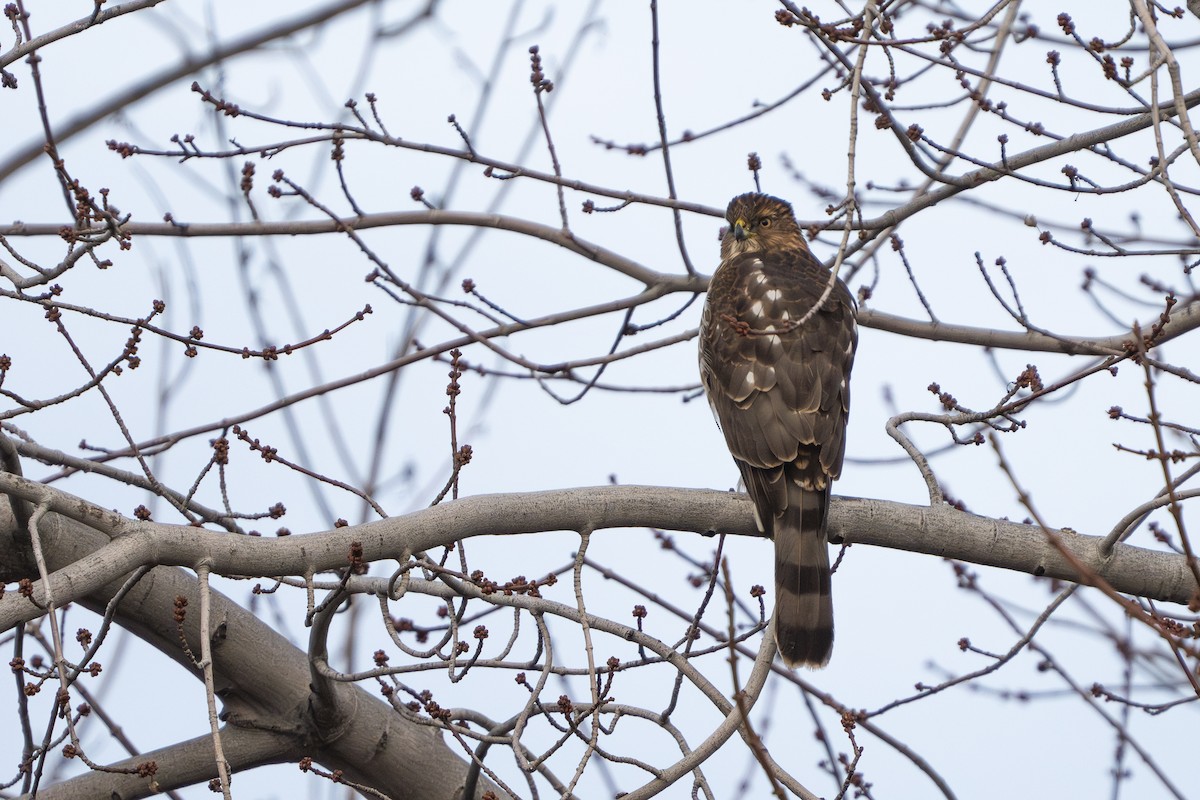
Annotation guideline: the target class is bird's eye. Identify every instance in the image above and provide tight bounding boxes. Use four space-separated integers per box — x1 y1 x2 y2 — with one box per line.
759 217 771 228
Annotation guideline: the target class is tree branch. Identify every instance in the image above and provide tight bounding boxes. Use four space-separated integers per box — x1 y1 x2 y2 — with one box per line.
2 480 1194 635
0 495 503 799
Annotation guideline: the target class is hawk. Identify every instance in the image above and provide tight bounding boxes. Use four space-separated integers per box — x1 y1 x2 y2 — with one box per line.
699 193 857 668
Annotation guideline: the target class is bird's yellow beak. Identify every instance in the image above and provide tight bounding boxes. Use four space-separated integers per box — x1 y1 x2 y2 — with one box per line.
732 218 750 241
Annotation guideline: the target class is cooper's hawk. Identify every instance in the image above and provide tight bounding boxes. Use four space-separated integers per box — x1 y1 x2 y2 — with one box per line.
699 192 857 668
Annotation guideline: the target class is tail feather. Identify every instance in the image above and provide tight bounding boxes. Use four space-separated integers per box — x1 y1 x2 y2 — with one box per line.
773 486 833 668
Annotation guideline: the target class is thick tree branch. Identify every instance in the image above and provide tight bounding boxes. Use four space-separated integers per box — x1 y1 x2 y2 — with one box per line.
2 480 1194 634
0 496 502 800
20 728 297 800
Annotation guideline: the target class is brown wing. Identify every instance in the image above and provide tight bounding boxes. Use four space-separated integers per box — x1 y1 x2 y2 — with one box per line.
699 247 857 667
700 248 855 482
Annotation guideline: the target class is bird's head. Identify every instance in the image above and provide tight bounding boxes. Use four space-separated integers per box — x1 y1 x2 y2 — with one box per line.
720 192 806 259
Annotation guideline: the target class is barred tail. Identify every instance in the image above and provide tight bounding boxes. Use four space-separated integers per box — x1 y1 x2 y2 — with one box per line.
773 486 834 668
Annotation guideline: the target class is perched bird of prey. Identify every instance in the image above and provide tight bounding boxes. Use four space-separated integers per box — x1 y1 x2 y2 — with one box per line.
699 193 857 668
